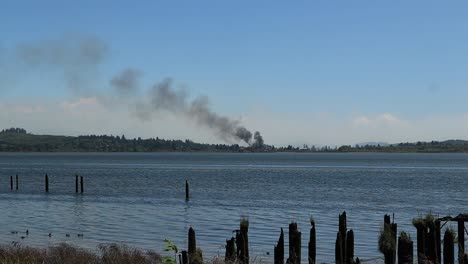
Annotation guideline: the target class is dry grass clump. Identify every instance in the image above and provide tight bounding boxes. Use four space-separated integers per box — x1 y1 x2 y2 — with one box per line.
0 243 162 264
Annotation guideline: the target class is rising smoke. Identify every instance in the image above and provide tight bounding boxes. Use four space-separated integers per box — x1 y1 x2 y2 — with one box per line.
10 36 264 146
121 76 262 145
16 35 108 94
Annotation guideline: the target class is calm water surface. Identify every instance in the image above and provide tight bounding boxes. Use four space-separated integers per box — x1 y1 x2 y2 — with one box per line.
0 153 466 262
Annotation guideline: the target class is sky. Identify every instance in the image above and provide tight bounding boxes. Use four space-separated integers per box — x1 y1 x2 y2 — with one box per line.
1 0 468 146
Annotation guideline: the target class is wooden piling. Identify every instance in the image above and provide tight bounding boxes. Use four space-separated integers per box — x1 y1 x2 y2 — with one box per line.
188 227 196 256
80 176 84 193
16 174 18 190
188 227 203 264
335 211 348 264
185 180 189 201
236 219 249 264
336 231 343 264
414 222 426 264
309 220 316 264
181 250 188 264
45 174 49 192
225 237 236 263
382 214 397 264
346 230 354 264
398 231 413 264
75 175 79 193
443 229 455 264
274 228 284 264
458 220 465 264
436 220 441 264
288 222 301 264
10 176 13 190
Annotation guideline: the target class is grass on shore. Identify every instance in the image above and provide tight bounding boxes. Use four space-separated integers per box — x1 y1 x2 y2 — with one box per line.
0 243 163 264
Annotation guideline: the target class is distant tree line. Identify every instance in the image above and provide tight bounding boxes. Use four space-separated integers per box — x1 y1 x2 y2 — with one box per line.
2 128 468 153
1 128 27 134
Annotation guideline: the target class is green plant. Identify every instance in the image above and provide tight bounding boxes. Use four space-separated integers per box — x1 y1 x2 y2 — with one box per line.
163 239 178 264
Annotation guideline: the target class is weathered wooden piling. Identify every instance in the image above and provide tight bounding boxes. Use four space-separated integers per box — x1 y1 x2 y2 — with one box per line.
336 231 343 264
436 220 441 263
75 175 79 193
236 219 249 264
288 222 301 264
274 228 284 264
397 231 413 264
16 174 18 190
181 250 188 264
346 230 354 264
187 227 203 264
188 227 196 256
225 237 236 263
45 174 49 192
10 175 13 190
309 220 316 264
185 180 189 201
80 176 84 193
381 214 397 264
459 219 465 264
335 211 348 264
443 229 455 264
413 219 426 264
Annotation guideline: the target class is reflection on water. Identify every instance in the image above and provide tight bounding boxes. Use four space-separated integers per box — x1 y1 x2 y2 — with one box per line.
0 153 466 262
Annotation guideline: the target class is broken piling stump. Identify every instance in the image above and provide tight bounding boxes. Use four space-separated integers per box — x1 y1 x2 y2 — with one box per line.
443 228 455 264
309 220 316 264
346 229 354 264
274 228 284 264
181 250 188 264
236 219 249 264
288 222 301 264
398 231 413 264
188 227 203 264
225 237 236 263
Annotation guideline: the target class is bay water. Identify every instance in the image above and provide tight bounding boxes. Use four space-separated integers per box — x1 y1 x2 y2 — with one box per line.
0 153 466 262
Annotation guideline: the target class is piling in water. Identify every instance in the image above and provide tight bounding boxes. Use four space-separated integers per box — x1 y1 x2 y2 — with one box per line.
16 174 18 190
443 229 455 264
274 228 284 264
45 174 49 192
335 211 348 264
75 175 79 193
336 231 343 264
346 229 354 264
458 220 465 264
288 222 301 264
309 220 316 264
181 250 188 264
381 214 397 264
436 220 441 263
188 227 203 264
398 231 413 264
236 219 249 264
225 237 236 263
10 175 13 190
185 180 189 201
80 176 84 193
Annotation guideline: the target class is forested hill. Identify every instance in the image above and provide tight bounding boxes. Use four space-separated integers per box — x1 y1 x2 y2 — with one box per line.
2 128 468 153
0 128 255 152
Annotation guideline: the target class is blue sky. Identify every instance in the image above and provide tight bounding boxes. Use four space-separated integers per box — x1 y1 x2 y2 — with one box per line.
1 1 468 145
